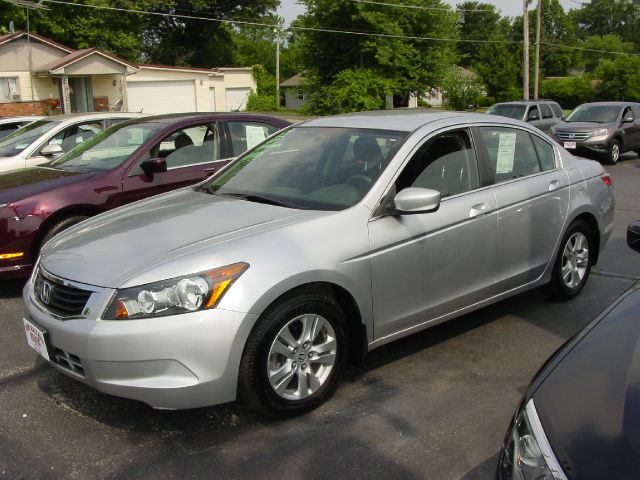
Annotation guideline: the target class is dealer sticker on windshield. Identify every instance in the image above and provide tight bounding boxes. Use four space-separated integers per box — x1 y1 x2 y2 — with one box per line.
23 318 50 361
563 141 577 149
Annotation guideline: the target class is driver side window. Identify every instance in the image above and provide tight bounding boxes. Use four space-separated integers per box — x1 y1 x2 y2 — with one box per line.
396 129 480 198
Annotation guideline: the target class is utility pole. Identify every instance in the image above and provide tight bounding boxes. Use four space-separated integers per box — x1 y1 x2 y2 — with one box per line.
275 27 280 109
534 0 542 99
523 0 533 100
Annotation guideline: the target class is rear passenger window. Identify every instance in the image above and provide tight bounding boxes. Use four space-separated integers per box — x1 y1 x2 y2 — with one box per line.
550 102 563 118
531 135 556 171
479 127 542 183
228 121 279 156
540 104 553 119
396 129 479 198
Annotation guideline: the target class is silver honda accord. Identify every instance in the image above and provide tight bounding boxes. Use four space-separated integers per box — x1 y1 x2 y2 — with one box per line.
22 111 615 416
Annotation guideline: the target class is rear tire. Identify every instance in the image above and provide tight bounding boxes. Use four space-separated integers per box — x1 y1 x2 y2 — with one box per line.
238 292 348 417
39 215 89 251
544 220 593 301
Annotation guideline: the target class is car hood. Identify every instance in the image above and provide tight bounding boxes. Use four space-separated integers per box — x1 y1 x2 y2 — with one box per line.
41 188 323 288
0 167 95 204
532 287 640 480
555 121 614 130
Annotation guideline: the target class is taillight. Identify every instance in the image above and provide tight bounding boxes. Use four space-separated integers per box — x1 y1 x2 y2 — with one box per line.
602 174 613 187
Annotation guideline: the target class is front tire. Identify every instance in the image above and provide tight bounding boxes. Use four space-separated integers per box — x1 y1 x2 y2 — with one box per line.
544 220 593 301
239 292 348 417
605 139 621 165
39 215 89 251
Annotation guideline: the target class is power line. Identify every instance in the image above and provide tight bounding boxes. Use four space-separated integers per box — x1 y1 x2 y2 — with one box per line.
38 0 640 56
348 0 494 12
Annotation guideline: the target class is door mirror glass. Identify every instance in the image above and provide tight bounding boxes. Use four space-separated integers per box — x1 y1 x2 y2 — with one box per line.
393 187 441 214
140 157 167 176
40 143 63 156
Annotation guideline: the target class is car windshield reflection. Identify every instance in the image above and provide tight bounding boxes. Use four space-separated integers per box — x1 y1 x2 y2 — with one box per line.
198 126 407 211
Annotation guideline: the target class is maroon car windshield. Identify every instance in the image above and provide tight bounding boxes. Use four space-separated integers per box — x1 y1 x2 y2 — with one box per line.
50 122 165 172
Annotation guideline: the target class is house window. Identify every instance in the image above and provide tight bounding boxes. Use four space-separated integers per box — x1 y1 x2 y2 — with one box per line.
0 77 20 102
297 90 304 101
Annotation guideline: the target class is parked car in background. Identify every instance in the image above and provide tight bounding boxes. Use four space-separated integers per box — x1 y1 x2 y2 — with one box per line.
21 111 613 416
549 102 640 164
0 116 43 140
0 113 290 278
497 220 640 480
0 112 143 173
487 100 564 133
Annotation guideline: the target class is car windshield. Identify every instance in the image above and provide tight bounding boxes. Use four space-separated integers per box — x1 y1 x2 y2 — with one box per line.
566 105 621 123
0 119 58 157
487 104 526 120
197 126 407 211
50 122 165 172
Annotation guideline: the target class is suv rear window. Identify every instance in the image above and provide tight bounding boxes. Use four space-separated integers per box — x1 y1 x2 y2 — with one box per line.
549 102 563 118
540 103 553 119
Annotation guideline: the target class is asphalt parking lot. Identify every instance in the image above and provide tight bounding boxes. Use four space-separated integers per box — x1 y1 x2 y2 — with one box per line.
1 155 639 480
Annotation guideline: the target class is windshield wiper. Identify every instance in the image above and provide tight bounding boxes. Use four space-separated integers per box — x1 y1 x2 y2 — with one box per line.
217 192 298 209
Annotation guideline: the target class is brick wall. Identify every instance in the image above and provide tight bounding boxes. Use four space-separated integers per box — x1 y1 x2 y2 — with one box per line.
0 100 56 116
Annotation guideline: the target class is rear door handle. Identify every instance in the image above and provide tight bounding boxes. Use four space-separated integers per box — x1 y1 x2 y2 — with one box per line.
548 180 561 192
469 203 491 219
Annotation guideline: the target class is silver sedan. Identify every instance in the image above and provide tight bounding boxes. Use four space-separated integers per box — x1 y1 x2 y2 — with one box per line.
22 111 615 416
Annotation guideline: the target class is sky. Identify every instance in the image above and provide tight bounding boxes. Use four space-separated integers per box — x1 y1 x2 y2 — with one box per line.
277 0 579 26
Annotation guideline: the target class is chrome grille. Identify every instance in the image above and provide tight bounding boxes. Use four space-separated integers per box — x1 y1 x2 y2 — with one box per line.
555 131 591 141
53 348 85 376
34 269 92 318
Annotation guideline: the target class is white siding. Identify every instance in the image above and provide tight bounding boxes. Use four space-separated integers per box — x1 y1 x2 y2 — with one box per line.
127 80 197 114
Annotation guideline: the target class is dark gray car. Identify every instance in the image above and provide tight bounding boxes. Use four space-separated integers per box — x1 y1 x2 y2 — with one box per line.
487 100 564 133
549 102 640 164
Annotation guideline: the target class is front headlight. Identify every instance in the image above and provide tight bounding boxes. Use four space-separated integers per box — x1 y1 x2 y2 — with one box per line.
592 128 609 137
103 262 249 320
499 400 567 480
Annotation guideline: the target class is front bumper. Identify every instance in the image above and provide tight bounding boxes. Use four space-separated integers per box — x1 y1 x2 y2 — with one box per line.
23 277 257 409
551 135 612 158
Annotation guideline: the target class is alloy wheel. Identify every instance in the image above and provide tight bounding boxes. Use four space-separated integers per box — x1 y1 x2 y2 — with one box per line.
561 232 589 289
267 313 337 401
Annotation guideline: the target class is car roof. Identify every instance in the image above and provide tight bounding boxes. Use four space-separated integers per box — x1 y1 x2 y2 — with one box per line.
493 100 557 106
577 102 640 108
299 110 517 132
0 115 43 123
113 112 292 128
41 112 146 124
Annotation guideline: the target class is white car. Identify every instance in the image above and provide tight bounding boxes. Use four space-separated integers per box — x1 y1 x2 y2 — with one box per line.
0 116 43 140
0 112 144 173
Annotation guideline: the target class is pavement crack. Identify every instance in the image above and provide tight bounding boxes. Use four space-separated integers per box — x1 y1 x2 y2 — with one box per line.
0 364 47 391
591 269 640 281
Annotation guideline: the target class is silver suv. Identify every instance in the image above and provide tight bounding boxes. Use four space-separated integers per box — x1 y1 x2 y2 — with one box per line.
487 100 564 133
549 102 640 164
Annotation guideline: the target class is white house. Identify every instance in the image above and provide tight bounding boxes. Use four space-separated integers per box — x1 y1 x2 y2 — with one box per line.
0 30 256 116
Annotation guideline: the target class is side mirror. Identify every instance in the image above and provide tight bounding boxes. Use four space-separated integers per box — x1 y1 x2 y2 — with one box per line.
392 187 441 214
140 157 167 177
622 114 634 123
628 220 640 253
40 143 62 156
527 111 540 121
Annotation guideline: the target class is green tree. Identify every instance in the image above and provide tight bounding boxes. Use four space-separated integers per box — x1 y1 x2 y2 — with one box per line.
143 0 279 68
580 35 636 72
296 0 459 112
0 0 151 61
302 68 393 114
570 0 640 49
595 56 640 101
440 67 485 110
539 76 594 108
246 64 278 111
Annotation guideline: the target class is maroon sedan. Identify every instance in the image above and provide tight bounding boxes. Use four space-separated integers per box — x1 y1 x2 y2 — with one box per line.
0 113 290 278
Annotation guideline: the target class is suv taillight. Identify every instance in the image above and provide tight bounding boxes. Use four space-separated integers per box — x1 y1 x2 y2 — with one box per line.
602 174 613 187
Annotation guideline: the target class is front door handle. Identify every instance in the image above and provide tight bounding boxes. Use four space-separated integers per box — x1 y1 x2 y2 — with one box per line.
548 180 561 192
469 203 490 219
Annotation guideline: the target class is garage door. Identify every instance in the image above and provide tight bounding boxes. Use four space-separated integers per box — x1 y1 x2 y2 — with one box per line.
225 88 251 112
127 80 196 114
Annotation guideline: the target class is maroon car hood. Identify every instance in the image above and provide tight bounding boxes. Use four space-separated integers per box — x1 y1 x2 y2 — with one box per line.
0 167 95 204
